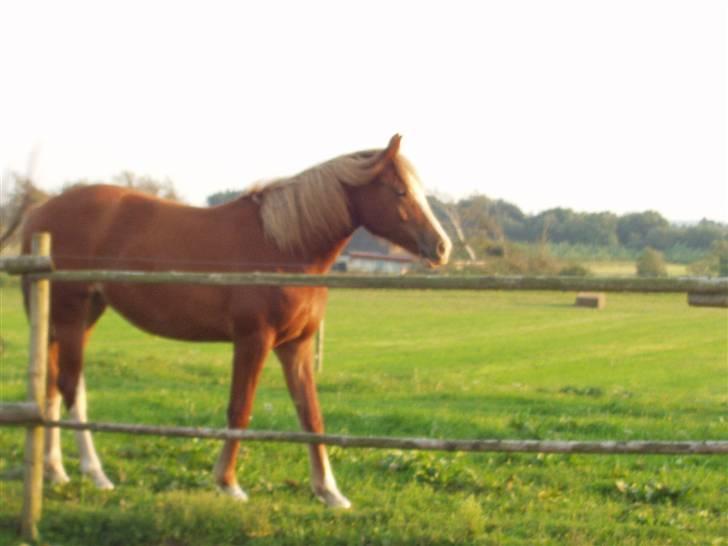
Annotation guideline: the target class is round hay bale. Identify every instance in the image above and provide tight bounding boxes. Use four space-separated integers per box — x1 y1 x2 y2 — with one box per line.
575 292 606 309
687 292 728 308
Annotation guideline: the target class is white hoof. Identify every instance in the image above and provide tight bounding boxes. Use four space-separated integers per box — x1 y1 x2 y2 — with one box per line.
315 487 352 509
85 467 115 490
218 483 249 502
44 463 70 485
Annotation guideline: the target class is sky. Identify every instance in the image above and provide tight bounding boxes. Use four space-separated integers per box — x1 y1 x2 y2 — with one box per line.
1 0 725 222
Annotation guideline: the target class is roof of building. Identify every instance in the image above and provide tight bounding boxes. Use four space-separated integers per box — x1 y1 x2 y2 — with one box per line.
344 251 415 264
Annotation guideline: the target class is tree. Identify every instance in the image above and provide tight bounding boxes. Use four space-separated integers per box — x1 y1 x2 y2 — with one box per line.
677 219 726 250
636 247 668 277
687 239 728 276
62 172 182 202
644 226 677 251
0 172 49 252
617 211 669 248
112 171 181 201
207 190 243 207
454 194 509 257
428 196 476 261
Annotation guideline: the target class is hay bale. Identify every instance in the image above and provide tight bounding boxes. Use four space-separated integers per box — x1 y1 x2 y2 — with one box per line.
687 293 728 308
575 292 606 309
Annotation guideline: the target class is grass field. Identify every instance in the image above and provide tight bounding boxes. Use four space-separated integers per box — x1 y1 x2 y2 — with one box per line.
0 282 726 545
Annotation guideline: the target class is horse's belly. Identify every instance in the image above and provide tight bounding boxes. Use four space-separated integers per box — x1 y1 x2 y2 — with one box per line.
103 284 233 341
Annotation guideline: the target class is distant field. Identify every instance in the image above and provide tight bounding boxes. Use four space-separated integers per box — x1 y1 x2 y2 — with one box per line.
585 261 688 277
0 284 726 545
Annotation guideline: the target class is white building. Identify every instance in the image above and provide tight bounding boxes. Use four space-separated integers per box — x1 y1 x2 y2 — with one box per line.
335 251 414 274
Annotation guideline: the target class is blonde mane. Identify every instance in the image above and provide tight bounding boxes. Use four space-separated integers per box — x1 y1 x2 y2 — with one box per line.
249 150 384 254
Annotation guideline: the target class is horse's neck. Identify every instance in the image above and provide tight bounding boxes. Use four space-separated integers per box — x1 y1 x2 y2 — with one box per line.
287 199 359 274
227 191 357 274
304 234 354 274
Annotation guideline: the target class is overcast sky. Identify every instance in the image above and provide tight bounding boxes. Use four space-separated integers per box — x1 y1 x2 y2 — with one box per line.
1 1 725 222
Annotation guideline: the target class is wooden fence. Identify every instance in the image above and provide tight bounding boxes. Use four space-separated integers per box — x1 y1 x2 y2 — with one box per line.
1 233 727 540
3 254 728 293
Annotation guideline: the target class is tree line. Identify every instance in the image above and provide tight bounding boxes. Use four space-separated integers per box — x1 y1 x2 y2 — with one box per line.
429 194 727 262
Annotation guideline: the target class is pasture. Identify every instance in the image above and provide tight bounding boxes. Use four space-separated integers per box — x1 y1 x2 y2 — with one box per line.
0 282 726 545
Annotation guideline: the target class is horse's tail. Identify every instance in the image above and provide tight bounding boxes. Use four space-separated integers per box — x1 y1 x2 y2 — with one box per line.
0 182 49 250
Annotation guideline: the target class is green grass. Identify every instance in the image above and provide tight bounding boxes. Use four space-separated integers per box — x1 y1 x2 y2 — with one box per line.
1 283 726 545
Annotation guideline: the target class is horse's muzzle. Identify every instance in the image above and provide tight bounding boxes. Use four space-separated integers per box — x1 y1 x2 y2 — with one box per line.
419 234 452 267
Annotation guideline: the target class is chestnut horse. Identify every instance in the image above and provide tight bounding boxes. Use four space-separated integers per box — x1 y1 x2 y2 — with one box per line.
15 135 451 508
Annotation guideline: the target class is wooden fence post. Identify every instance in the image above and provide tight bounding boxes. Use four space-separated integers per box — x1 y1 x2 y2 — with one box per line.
314 320 324 373
20 232 51 541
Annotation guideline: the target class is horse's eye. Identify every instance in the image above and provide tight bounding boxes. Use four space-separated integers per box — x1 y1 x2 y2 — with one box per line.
395 188 407 197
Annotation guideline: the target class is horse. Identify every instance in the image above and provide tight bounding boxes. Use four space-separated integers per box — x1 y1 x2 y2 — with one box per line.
11 134 452 508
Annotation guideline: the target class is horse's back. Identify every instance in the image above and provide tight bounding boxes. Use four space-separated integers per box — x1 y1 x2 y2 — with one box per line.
21 184 217 266
22 185 150 257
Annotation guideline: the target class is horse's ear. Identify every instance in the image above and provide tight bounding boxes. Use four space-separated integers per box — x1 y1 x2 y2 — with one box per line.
384 134 401 159
373 134 402 174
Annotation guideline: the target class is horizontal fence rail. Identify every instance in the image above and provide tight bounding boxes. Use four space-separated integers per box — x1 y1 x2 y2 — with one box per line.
1 254 725 293
3 419 726 455
0 255 54 274
16 269 728 294
0 402 42 424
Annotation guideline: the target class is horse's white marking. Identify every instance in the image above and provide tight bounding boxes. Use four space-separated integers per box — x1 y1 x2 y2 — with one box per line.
404 170 453 263
70 374 114 489
44 392 70 484
218 483 249 502
310 448 351 509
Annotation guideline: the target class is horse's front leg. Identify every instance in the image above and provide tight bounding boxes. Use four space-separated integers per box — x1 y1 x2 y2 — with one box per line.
213 331 273 501
275 336 351 509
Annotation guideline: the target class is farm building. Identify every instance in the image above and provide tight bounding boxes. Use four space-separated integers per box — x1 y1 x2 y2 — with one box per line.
334 251 414 274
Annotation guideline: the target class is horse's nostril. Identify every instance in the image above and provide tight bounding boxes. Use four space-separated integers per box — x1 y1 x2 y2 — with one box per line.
437 241 447 257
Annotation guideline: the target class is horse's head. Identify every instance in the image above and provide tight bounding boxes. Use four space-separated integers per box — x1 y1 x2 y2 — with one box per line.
349 135 452 267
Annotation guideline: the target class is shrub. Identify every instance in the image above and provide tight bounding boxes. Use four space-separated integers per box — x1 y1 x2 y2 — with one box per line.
636 247 667 277
688 240 728 276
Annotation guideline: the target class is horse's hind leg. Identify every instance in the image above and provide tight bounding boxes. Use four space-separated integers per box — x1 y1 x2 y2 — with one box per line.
44 340 70 484
213 330 274 501
70 372 113 489
31 277 71 484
